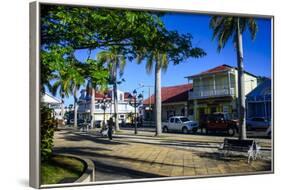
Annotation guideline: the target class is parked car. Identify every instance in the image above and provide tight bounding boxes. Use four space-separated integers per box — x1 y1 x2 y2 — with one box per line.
201 112 239 136
246 117 271 130
162 116 199 134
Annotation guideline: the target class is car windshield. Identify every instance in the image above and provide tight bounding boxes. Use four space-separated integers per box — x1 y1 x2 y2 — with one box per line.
180 117 189 122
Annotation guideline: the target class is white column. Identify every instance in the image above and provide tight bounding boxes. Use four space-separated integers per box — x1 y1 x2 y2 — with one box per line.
213 75 216 96
228 71 231 95
194 100 198 121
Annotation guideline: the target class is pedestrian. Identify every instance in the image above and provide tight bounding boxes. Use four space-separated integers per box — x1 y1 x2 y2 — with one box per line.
108 117 113 140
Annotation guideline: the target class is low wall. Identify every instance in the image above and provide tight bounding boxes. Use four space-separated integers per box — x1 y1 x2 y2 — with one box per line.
55 153 95 183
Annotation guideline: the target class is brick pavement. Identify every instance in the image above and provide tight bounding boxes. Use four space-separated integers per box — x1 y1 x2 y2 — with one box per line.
53 127 272 181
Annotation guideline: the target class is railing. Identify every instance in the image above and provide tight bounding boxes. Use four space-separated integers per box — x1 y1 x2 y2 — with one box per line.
189 88 235 100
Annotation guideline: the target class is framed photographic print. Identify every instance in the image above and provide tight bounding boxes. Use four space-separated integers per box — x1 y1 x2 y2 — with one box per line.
29 1 274 188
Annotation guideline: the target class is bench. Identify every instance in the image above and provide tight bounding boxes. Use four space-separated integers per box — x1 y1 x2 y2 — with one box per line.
219 138 261 163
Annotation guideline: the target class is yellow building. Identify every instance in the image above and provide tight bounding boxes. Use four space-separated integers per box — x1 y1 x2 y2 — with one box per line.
187 64 257 121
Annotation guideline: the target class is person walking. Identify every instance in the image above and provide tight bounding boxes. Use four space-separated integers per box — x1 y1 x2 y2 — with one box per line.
108 117 113 140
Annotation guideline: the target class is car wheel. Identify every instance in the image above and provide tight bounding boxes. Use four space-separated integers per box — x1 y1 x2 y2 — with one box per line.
228 127 235 136
182 127 188 134
163 126 168 133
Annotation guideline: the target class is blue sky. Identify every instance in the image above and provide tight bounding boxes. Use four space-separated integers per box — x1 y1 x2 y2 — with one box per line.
60 13 272 106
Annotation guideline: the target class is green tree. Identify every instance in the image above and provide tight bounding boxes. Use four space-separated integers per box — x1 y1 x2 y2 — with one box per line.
40 6 168 129
66 55 85 128
41 5 205 136
40 105 56 161
49 66 73 120
97 47 126 131
41 6 166 59
210 16 258 140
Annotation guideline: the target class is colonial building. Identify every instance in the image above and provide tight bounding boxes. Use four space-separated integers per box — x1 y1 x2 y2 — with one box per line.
143 84 193 122
77 89 135 123
186 64 258 121
41 93 63 120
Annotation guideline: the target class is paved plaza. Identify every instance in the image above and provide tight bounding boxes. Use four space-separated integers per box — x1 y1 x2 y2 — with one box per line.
53 127 272 182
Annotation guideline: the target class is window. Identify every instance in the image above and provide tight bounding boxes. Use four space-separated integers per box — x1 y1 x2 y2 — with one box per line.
170 118 175 123
119 94 123 101
175 118 181 123
95 105 100 109
180 117 189 122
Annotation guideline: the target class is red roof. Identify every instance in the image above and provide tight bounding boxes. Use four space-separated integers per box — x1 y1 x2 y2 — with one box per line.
143 83 193 105
95 92 109 100
188 64 257 78
188 64 232 78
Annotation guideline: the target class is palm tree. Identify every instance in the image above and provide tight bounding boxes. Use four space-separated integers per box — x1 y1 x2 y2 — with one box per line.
49 69 73 122
97 48 126 131
210 16 258 140
84 59 110 129
138 50 168 136
72 77 84 128
66 56 86 128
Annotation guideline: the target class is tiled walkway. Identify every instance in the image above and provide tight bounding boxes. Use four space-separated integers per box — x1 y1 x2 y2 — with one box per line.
53 128 272 181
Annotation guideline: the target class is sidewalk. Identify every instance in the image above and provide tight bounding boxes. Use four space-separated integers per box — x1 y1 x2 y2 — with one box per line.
54 127 272 181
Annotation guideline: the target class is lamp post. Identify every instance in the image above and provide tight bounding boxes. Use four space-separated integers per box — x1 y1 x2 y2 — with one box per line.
99 94 111 129
138 83 153 120
129 89 143 134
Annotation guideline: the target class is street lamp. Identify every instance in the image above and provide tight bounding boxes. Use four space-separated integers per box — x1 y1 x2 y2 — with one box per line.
138 83 153 120
99 94 111 129
128 89 143 134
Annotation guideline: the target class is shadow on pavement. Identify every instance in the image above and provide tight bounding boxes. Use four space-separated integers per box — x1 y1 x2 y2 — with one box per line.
57 131 128 145
93 160 165 181
53 147 194 169
112 137 220 149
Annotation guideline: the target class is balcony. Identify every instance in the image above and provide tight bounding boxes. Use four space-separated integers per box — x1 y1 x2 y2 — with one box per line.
189 88 235 100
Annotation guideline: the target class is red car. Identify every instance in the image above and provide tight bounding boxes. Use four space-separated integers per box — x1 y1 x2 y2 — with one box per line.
201 112 239 136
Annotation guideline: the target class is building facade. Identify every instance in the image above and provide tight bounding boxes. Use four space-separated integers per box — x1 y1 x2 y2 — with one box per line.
187 64 258 121
77 89 135 124
143 84 193 122
41 93 63 120
246 78 271 120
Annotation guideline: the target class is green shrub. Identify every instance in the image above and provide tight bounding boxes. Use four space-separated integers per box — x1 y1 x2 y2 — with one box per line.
41 105 56 162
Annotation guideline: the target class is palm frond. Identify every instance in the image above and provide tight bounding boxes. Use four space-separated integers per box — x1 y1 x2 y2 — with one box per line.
145 53 154 74
247 18 258 40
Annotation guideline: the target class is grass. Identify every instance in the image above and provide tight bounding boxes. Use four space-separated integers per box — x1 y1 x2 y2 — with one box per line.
41 155 85 185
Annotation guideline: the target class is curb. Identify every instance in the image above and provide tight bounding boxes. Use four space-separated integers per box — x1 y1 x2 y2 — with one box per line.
54 153 95 183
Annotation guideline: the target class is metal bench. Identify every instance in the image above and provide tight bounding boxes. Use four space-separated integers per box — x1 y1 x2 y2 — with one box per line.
219 138 261 163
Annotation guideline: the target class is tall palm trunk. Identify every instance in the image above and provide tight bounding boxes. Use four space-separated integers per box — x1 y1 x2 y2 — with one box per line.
90 85 96 129
113 82 120 131
155 60 162 136
73 86 78 128
61 92 65 121
112 62 120 131
236 18 247 140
